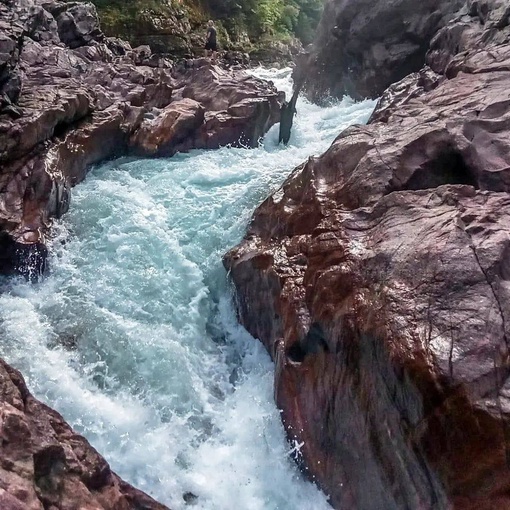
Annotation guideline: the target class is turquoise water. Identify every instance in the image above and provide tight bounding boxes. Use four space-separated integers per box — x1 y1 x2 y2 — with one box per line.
0 69 376 509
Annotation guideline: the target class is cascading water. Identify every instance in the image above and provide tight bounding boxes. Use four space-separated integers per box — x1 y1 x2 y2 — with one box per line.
0 68 376 510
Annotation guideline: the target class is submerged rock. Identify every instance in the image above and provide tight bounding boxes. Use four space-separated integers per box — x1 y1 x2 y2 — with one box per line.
0 0 282 277
226 0 510 508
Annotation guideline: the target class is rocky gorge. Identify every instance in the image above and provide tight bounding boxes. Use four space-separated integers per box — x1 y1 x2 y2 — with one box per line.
225 0 510 509
0 0 284 507
3 0 510 508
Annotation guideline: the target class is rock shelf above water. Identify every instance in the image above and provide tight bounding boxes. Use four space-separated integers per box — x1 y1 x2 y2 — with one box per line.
0 0 283 277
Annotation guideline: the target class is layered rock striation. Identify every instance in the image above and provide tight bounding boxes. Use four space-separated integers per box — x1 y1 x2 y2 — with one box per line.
0 0 282 277
226 1 510 508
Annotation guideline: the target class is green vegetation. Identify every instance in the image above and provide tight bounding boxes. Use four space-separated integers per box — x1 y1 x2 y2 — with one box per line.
87 0 176 38
87 0 323 53
206 0 323 45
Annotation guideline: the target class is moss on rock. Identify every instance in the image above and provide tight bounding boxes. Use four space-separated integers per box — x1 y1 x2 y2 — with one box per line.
79 0 323 60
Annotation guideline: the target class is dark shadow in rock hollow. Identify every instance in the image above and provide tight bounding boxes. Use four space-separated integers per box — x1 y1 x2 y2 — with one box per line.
286 322 329 363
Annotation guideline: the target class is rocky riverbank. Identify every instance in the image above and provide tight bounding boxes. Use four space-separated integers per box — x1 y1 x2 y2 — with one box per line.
0 359 169 509
0 0 283 277
225 0 510 509
0 0 282 506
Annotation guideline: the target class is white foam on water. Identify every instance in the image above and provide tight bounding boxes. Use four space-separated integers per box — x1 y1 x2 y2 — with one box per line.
0 68 376 509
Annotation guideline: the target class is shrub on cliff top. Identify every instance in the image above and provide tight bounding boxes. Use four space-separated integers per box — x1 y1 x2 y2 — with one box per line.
207 0 323 44
84 0 323 48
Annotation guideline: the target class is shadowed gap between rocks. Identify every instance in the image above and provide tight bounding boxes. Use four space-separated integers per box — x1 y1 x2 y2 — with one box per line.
388 146 479 193
52 114 91 139
286 322 330 363
0 232 47 279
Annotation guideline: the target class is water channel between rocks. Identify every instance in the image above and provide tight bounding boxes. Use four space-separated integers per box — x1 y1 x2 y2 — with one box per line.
0 68 376 510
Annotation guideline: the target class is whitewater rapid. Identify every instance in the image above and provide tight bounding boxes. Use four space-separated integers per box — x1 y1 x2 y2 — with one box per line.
0 68 376 509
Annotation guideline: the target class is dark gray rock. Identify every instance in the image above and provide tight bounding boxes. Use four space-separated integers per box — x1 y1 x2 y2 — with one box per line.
295 0 466 101
53 2 103 48
0 12 24 106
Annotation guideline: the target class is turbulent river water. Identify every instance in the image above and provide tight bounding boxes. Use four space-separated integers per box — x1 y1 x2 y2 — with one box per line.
0 69 376 509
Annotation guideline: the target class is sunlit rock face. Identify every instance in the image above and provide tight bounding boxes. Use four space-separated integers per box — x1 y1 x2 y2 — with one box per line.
129 60 282 156
226 1 510 508
0 0 282 276
294 0 465 101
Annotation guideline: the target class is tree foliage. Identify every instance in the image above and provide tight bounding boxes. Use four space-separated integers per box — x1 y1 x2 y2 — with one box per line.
86 0 324 48
205 0 323 44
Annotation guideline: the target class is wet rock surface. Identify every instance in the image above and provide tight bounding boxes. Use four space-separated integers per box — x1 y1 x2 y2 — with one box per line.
0 0 282 276
226 1 510 509
0 358 169 509
130 59 282 156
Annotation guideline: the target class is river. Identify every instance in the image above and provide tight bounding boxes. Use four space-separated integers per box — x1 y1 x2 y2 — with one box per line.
0 68 376 510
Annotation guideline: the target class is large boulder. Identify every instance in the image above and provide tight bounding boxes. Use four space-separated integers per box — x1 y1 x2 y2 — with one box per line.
130 98 205 156
129 61 284 155
0 358 169 509
50 1 104 49
225 1 510 508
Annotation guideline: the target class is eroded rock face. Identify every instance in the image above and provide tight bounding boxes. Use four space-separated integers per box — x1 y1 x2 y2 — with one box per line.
120 8 195 58
0 358 168 509
226 1 510 508
130 59 282 156
0 0 282 276
130 98 206 156
295 0 465 101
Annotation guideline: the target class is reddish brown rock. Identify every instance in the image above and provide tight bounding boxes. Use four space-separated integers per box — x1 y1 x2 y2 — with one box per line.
171 59 283 148
0 358 168 510
129 61 283 155
0 0 282 276
226 1 510 509
130 98 205 156
227 185 510 509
